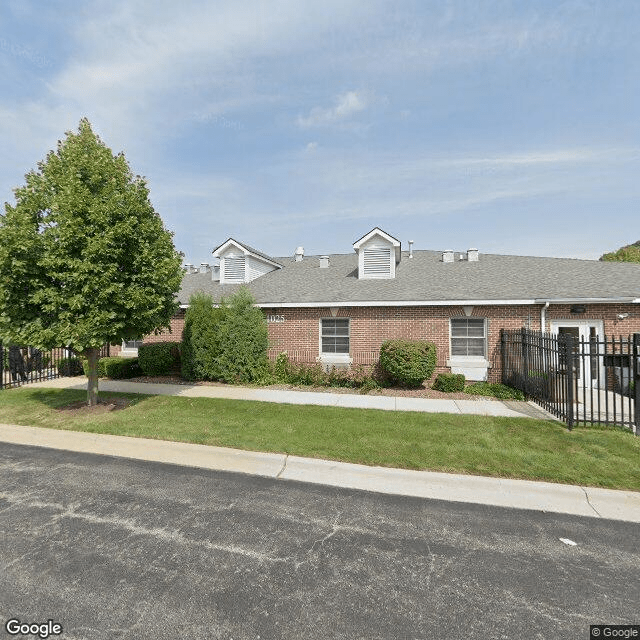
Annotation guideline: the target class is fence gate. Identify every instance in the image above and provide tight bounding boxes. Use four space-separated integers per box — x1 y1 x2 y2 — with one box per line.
501 328 639 434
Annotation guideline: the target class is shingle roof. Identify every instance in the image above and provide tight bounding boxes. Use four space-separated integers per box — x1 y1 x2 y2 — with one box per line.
211 238 283 267
177 250 640 306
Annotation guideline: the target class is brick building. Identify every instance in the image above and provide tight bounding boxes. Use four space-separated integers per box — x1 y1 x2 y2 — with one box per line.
128 227 640 385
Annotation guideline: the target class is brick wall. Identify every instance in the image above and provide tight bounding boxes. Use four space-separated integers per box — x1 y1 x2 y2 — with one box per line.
132 303 640 383
263 303 640 383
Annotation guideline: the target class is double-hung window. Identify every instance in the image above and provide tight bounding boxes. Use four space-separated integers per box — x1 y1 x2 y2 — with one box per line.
450 318 486 357
321 319 350 354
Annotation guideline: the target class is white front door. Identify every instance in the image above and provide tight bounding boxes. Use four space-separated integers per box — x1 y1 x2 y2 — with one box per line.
550 320 604 388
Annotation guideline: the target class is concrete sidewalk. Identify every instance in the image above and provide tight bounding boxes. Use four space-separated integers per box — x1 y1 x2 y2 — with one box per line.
19 376 556 419
1 422 638 523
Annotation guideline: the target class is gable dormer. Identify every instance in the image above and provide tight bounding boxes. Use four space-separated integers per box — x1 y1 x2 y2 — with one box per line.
352 228 401 279
212 239 281 284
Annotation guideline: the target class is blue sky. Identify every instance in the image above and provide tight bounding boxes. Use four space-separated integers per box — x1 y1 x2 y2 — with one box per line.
1 1 639 264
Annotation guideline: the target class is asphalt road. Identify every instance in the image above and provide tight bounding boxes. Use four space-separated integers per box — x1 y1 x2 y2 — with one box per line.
0 443 638 640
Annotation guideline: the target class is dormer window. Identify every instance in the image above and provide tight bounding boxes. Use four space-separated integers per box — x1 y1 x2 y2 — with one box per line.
212 238 282 284
353 227 401 280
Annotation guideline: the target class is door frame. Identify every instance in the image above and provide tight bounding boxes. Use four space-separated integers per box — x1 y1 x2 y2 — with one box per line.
549 319 604 388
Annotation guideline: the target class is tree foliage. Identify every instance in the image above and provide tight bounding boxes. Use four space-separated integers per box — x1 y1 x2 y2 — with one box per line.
0 118 183 404
600 240 640 263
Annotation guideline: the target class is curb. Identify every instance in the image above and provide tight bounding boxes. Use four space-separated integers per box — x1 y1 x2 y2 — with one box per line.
1 423 638 523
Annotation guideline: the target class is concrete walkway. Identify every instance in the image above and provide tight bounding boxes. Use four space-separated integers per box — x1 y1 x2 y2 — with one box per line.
18 376 556 419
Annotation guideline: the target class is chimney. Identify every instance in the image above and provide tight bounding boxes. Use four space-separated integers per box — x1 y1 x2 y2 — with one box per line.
442 250 454 263
200 263 210 273
184 263 193 273
294 246 304 261
319 255 330 268
408 240 414 259
467 248 479 262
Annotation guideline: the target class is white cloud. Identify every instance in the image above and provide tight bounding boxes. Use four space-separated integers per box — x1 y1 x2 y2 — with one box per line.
297 90 369 128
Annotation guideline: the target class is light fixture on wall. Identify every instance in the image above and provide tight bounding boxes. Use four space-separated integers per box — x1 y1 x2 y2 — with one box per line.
617 313 630 320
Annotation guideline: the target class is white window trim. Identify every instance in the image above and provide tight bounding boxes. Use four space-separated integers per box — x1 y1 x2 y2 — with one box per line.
318 318 352 362
447 317 490 365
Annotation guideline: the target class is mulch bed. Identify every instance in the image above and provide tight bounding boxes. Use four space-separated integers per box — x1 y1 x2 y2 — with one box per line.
55 396 134 415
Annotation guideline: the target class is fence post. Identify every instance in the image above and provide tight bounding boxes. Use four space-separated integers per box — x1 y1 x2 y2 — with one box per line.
634 333 640 436
564 334 575 430
500 330 506 384
521 327 529 396
0 341 3 391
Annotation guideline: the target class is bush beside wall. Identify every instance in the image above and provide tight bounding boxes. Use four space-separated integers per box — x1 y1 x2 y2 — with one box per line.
138 342 181 376
379 340 437 387
432 373 466 392
182 288 269 384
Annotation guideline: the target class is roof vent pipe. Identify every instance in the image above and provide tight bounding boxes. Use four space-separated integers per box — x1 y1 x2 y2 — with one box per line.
294 246 304 261
319 255 330 269
467 248 479 262
442 250 454 263
408 240 414 259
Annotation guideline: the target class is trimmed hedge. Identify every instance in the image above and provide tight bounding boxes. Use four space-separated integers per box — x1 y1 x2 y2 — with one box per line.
432 373 466 392
82 356 141 379
379 340 437 388
57 357 84 377
137 342 181 376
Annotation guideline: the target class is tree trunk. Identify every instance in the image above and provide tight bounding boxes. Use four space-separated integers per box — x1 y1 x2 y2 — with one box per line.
86 347 100 406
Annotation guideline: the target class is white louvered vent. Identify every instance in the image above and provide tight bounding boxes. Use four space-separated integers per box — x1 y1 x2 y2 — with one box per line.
363 247 391 278
224 255 245 282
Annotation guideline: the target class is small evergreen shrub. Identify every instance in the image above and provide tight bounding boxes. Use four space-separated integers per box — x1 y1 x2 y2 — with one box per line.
138 342 181 376
379 340 437 387
57 357 84 377
432 373 466 392
464 382 525 400
101 357 142 379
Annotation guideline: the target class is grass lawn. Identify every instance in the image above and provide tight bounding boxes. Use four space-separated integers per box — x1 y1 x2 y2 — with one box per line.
1 387 639 491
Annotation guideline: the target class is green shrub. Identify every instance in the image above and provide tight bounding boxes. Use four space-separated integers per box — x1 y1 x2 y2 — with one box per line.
379 340 437 387
99 356 142 379
432 373 466 392
182 288 269 384
137 342 181 376
464 382 525 400
57 356 84 377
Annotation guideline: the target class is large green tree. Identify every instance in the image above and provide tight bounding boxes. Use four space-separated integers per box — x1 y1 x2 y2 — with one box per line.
0 119 183 405
600 240 640 262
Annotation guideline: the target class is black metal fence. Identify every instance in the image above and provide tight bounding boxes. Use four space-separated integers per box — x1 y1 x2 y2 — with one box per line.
0 343 111 390
501 328 639 434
